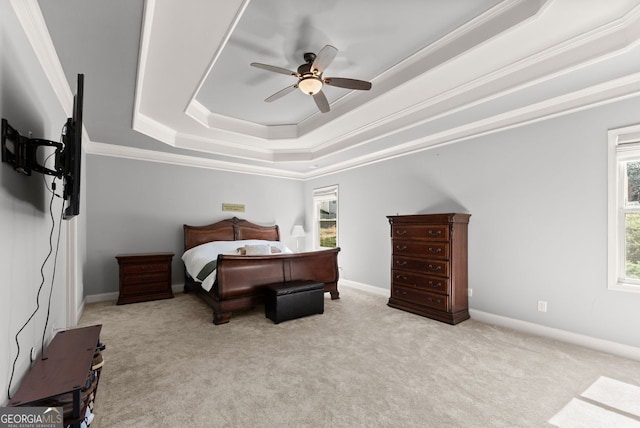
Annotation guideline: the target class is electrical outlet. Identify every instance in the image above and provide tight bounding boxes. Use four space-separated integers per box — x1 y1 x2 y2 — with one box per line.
537 300 548 312
468 288 473 297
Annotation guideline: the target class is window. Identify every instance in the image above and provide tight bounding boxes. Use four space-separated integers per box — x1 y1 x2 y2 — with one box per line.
313 185 338 249
608 124 640 293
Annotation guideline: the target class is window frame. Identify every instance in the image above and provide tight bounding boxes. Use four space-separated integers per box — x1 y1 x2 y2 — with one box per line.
312 185 338 250
608 123 640 293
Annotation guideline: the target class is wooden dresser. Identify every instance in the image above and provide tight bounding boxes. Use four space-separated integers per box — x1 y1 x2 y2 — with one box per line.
116 253 174 305
387 213 470 325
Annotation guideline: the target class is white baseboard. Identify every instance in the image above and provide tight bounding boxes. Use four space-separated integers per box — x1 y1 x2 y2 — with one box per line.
84 284 185 304
340 279 388 296
85 291 118 304
470 309 640 362
76 299 85 325
340 280 640 361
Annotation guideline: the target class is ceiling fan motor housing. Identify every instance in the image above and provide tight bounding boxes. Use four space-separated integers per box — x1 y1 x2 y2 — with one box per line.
297 62 315 76
303 52 317 64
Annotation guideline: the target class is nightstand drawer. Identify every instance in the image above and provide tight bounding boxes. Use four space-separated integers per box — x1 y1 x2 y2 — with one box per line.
120 281 169 296
122 271 169 285
122 263 169 275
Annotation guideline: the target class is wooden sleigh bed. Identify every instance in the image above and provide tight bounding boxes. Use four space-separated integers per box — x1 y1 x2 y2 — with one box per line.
183 217 340 324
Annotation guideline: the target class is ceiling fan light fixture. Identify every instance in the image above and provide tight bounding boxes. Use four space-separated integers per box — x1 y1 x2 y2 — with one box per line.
251 45 371 113
298 76 323 95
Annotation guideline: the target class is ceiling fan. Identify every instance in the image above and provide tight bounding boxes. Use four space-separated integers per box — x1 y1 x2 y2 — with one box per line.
250 44 372 113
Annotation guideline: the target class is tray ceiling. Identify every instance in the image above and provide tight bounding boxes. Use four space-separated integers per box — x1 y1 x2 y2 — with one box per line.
24 0 640 178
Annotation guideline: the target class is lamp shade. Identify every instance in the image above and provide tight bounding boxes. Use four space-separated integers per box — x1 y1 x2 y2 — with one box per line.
298 77 322 95
291 225 305 237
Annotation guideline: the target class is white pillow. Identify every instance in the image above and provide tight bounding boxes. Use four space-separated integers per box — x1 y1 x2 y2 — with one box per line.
244 244 272 255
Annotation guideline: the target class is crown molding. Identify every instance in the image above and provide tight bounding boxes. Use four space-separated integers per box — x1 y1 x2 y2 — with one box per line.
88 72 640 181
132 0 640 169
185 99 300 140
10 0 73 116
179 0 546 143
18 0 640 180
132 111 177 146
304 73 640 179
84 141 304 180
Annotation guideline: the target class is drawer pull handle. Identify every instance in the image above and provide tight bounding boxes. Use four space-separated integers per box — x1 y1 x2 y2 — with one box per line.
396 230 407 235
396 245 407 251
427 265 442 271
395 274 407 280
428 281 442 288
395 289 407 295
427 297 440 303
428 230 443 236
428 247 442 253
395 260 407 266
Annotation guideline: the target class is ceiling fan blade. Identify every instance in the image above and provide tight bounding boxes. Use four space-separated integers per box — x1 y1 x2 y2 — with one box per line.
250 62 298 76
323 77 372 91
265 84 298 103
312 90 330 113
311 45 338 74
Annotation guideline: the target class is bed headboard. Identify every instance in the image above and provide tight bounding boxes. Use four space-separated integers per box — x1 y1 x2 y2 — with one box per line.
183 217 281 251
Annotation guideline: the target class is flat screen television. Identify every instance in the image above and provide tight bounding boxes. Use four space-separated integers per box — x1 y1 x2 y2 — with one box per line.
62 74 83 219
1 73 84 220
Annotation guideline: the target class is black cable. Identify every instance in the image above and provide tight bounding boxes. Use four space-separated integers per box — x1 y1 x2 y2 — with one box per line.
7 181 59 400
41 180 65 354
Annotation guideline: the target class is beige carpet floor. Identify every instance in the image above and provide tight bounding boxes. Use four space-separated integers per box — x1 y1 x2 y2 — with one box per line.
78 286 640 428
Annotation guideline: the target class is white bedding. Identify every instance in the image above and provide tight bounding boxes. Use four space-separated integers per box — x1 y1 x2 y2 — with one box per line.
181 240 292 292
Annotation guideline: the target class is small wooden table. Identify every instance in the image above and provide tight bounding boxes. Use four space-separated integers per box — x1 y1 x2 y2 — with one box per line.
116 252 174 304
8 325 103 428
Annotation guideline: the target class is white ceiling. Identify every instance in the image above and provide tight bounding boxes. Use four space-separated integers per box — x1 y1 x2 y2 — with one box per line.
195 0 502 125
26 0 640 178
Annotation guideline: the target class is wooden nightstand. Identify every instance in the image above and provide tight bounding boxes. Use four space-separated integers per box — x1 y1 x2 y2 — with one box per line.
116 253 174 305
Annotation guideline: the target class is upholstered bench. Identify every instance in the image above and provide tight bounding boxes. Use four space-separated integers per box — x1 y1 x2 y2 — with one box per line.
264 280 324 324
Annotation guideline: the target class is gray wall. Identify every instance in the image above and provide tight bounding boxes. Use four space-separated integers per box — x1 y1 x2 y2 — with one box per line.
85 155 305 296
305 96 640 349
0 3 70 403
83 96 640 350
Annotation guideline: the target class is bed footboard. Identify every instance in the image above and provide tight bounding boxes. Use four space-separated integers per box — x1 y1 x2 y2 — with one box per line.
183 218 340 325
212 248 340 324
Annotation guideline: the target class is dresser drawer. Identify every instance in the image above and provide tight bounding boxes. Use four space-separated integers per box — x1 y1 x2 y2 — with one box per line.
122 263 169 275
392 256 449 277
392 269 449 294
391 225 449 241
392 241 449 259
392 285 448 311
